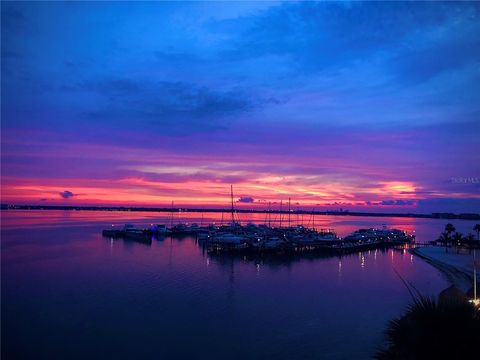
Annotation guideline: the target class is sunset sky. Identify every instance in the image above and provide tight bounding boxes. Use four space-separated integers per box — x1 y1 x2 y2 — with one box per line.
1 1 479 213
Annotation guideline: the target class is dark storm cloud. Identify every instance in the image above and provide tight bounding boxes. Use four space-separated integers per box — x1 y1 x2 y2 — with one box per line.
1 50 22 59
212 1 480 79
392 25 480 83
64 79 275 134
1 3 30 64
69 79 258 112
0 4 27 33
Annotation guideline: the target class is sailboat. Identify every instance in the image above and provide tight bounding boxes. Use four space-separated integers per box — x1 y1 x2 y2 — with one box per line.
208 185 249 249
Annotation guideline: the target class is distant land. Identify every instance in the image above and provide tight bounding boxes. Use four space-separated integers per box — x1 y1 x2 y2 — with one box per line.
1 204 479 220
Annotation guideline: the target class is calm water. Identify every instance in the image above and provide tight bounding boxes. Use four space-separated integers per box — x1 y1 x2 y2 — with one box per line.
2 210 478 359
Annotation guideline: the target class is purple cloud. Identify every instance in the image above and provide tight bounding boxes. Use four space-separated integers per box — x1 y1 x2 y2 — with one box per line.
59 190 74 199
238 196 254 203
379 200 415 206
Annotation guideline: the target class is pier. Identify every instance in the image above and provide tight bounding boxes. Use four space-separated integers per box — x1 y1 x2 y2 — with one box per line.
101 222 415 256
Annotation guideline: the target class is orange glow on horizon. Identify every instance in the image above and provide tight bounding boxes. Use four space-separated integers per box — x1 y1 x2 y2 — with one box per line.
0 174 428 209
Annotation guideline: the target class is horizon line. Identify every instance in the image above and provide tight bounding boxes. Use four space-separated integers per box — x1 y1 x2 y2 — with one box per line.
2 204 479 220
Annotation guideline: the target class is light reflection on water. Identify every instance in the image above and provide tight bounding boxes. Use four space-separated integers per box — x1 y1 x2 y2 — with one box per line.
1 210 478 360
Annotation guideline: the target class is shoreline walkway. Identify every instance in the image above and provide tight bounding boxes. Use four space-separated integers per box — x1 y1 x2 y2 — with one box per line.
410 246 476 291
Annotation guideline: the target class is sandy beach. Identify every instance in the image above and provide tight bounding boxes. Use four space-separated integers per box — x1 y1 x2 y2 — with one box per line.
411 246 477 291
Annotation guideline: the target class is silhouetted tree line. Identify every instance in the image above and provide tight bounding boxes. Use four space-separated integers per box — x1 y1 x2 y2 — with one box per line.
433 224 480 253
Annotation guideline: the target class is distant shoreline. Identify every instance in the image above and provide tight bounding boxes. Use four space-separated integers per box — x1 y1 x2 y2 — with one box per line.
1 204 479 220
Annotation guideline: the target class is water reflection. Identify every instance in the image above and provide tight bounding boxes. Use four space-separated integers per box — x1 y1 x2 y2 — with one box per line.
0 209 476 237
3 210 474 360
109 238 114 256
203 243 417 280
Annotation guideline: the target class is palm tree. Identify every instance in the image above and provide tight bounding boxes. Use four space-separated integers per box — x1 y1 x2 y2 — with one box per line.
445 223 456 235
376 295 480 359
443 224 455 253
438 231 450 253
474 224 480 241
465 234 476 254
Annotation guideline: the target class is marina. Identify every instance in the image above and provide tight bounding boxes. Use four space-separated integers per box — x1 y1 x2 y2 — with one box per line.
102 222 415 255
102 188 415 255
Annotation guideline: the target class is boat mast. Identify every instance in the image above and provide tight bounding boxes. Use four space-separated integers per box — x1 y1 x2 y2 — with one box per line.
264 204 267 225
288 197 291 228
279 200 283 228
268 202 271 227
230 184 235 226
312 207 315 230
